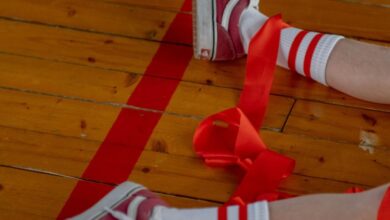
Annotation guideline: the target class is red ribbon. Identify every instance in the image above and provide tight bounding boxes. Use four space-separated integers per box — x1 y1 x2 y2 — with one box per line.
193 15 295 205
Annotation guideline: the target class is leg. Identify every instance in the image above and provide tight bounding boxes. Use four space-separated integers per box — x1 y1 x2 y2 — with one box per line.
270 184 389 220
69 181 390 220
239 9 390 104
326 39 390 104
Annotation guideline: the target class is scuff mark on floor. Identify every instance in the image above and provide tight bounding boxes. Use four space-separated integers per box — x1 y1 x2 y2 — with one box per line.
359 130 379 154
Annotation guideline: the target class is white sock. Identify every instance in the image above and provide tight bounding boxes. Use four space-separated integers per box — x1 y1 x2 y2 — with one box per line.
151 201 269 220
239 8 344 86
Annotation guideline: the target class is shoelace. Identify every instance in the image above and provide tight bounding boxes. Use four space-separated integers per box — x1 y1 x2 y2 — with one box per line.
104 207 134 220
104 195 149 220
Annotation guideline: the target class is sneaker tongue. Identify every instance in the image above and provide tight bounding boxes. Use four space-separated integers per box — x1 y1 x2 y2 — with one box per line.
137 198 168 220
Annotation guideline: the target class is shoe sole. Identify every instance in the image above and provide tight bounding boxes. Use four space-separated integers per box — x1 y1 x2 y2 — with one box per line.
68 182 145 220
193 0 217 60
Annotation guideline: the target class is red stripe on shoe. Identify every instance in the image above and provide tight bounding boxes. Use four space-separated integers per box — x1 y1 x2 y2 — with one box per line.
303 33 324 79
57 1 193 219
218 206 228 220
288 30 308 74
239 205 248 220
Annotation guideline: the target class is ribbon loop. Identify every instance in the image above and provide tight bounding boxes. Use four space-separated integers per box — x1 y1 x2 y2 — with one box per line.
229 196 246 206
194 107 267 167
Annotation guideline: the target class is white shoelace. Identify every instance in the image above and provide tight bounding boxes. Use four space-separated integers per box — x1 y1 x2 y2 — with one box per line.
104 207 134 220
104 196 147 220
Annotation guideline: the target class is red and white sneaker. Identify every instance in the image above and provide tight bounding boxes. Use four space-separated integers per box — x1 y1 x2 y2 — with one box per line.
69 182 167 220
193 0 259 61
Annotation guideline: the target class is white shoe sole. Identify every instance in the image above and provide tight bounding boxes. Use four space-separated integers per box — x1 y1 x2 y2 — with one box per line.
68 182 145 220
193 0 217 60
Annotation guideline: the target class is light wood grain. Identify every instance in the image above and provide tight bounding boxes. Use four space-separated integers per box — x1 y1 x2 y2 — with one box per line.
0 18 388 112
0 0 389 217
0 84 292 135
0 0 177 42
100 0 186 11
0 0 388 41
0 166 218 219
261 0 390 41
285 100 390 148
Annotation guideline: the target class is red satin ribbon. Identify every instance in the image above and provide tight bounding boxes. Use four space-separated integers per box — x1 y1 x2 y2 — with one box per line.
193 15 295 205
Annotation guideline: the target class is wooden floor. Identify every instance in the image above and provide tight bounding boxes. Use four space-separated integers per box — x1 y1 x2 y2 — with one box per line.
0 0 390 219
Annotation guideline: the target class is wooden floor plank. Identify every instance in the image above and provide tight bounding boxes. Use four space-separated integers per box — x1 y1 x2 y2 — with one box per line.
0 19 158 74
0 166 75 219
99 0 186 11
285 100 390 149
0 82 292 135
0 166 217 220
0 19 388 112
261 0 390 42
0 0 178 43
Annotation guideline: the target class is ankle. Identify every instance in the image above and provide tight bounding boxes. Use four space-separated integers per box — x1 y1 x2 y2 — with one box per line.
238 9 344 86
149 206 165 220
239 8 268 53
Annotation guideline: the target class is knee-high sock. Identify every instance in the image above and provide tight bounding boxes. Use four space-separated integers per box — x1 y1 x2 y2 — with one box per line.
239 8 344 86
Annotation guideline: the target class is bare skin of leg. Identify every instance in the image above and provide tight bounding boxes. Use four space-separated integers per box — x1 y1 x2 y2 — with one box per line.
326 39 390 104
269 184 389 220
267 40 390 219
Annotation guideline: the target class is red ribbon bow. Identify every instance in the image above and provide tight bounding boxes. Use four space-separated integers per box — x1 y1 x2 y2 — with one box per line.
193 15 295 204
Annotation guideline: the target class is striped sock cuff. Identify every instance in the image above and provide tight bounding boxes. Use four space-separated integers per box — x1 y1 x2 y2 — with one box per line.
311 34 344 85
218 201 269 220
278 28 344 86
248 201 269 220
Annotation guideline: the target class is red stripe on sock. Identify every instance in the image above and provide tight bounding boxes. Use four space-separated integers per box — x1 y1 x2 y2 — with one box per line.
239 205 248 220
57 1 193 219
218 206 228 220
288 30 308 73
303 33 324 79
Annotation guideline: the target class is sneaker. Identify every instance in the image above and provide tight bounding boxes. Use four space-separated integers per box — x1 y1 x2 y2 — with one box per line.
68 182 167 220
193 0 259 61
